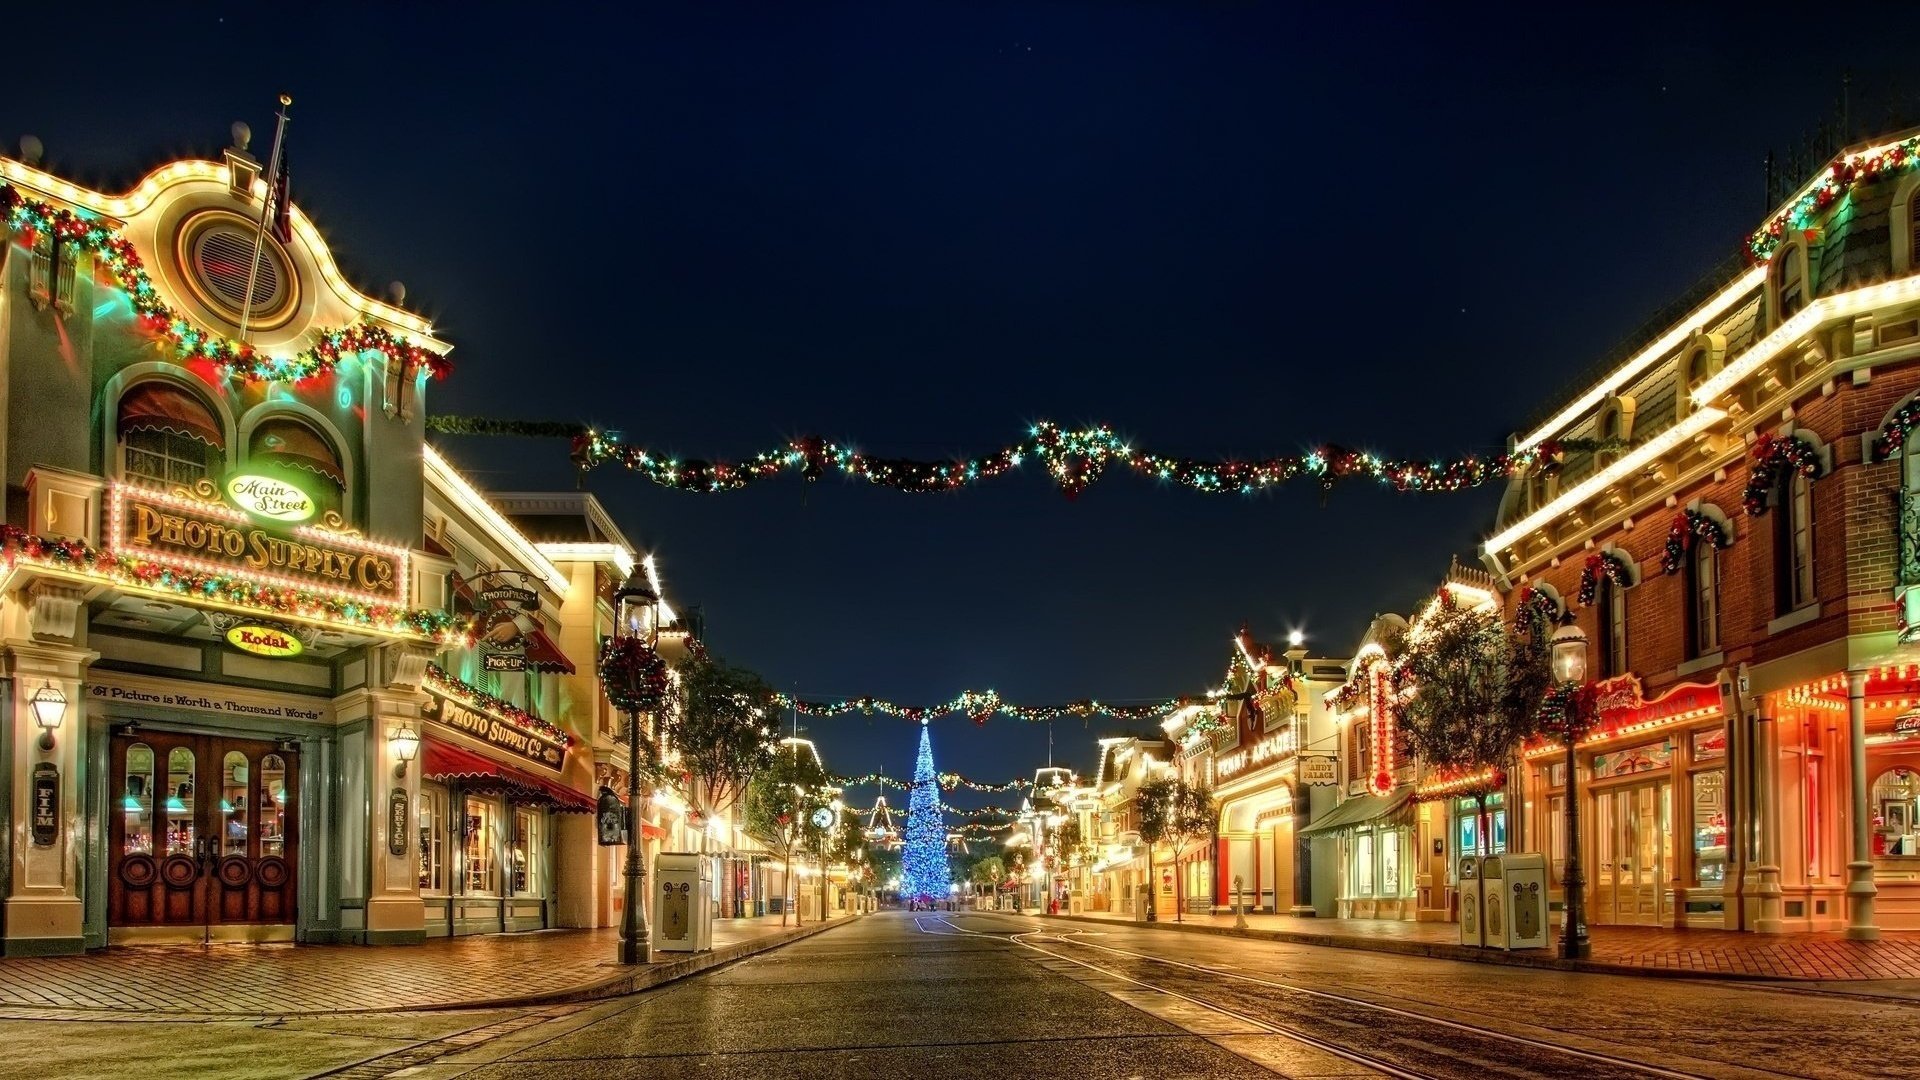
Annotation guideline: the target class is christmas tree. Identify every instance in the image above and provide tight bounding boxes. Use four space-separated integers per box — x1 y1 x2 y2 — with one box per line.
899 719 951 902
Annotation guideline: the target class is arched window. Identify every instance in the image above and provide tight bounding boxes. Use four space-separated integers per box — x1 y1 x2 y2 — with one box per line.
1773 245 1807 323
248 417 344 517
1774 470 1815 612
1687 536 1720 656
117 381 223 487
1685 349 1714 394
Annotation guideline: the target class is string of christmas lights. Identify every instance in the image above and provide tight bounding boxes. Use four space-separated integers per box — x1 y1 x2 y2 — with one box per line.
775 689 1187 725
425 415 1619 498
1747 135 1920 263
1871 398 1920 461
1577 550 1634 606
836 772 1031 792
1661 509 1733 575
0 184 451 383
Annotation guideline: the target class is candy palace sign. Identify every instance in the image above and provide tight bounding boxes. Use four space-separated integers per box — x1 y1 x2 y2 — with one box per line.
110 483 406 605
423 689 565 772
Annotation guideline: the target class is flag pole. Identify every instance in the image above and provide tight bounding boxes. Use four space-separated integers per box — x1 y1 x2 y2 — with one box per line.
238 94 292 344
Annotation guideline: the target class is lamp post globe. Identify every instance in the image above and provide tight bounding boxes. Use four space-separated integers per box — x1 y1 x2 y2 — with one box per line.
614 567 661 966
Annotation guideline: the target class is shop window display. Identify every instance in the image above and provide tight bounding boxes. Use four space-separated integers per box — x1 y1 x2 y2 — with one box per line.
1691 769 1728 888
1873 769 1920 856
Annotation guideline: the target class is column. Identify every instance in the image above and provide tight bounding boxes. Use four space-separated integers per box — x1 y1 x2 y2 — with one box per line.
1754 708 1784 933
359 689 427 944
1290 788 1314 916
4 637 95 956
1721 688 1748 930
1844 670 1879 940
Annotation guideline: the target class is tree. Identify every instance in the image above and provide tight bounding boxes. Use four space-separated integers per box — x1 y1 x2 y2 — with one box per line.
967 855 1005 896
671 655 779 822
744 743 830 926
899 723 951 904
1143 779 1216 923
1135 776 1174 920
1393 587 1554 856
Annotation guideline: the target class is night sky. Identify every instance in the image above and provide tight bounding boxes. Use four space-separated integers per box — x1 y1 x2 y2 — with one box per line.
7 4 1918 818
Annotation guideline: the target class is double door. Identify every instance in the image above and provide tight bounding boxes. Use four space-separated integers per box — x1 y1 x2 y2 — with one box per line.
1591 779 1670 926
108 731 298 937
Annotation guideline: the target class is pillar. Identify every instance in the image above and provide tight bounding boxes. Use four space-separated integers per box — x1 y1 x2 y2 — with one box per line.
4 638 95 956
360 690 426 944
1754 708 1784 933
1844 670 1879 940
1721 685 1748 930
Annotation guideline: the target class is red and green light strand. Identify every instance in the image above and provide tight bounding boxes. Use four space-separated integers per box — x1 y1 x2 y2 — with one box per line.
424 416 1620 499
599 636 670 715
0 526 467 641
1747 136 1920 264
1577 550 1633 606
837 773 1031 793
1741 432 1823 516
424 663 572 746
1871 399 1920 461
0 184 450 384
1513 585 1562 637
1661 509 1733 575
774 689 1188 725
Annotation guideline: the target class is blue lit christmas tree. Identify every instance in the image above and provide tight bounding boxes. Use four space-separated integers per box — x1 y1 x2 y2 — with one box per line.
899 719 951 902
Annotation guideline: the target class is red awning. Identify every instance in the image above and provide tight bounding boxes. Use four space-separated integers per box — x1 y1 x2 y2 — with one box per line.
522 626 575 674
117 381 224 449
422 740 592 813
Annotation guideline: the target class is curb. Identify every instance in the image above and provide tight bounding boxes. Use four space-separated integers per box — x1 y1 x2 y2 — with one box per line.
1039 912 1809 983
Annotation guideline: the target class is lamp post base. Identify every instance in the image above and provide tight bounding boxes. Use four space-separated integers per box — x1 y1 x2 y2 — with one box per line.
1559 937 1590 961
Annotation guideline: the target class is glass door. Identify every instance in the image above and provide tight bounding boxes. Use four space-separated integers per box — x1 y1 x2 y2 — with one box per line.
1589 780 1671 926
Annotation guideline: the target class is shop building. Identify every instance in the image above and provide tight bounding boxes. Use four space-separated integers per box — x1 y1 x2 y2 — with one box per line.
1482 129 1920 936
1075 736 1174 916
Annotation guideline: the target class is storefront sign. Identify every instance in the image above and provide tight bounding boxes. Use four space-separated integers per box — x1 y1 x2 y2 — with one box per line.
1299 754 1340 786
422 688 566 772
111 483 406 605
89 677 329 723
1216 727 1298 782
464 571 543 672
1896 712 1920 739
31 764 58 846
226 623 304 658
225 474 317 523
388 788 409 856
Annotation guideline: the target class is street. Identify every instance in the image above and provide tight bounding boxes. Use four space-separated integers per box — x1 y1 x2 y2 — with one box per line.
2 911 1914 1079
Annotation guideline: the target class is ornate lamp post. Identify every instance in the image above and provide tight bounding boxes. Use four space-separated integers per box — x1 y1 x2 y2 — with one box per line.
614 569 662 966
1550 621 1592 961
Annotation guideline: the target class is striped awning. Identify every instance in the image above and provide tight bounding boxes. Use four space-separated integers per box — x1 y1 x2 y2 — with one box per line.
423 740 593 813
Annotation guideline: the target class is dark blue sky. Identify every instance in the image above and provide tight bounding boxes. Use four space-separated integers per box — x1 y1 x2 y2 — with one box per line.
8 3 1917 813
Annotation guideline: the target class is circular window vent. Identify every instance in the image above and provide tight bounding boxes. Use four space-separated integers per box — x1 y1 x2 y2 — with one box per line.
192 226 283 311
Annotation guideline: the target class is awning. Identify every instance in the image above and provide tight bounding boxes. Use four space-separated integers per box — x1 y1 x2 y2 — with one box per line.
1299 788 1413 836
252 419 346 485
521 626 576 674
423 740 593 813
118 381 224 448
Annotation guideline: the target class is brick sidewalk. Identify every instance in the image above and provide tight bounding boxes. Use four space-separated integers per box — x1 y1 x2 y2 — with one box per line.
0 912 852 1018
1047 908 1920 981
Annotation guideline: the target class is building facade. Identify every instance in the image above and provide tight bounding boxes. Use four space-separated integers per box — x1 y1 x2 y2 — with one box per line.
1484 129 1920 935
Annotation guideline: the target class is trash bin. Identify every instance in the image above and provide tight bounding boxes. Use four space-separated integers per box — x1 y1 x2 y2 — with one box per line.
654 852 713 953
1477 854 1505 948
1458 855 1484 947
1487 853 1549 950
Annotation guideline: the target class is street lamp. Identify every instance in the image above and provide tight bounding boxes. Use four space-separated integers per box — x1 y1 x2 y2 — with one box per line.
388 722 420 779
1549 621 1592 961
29 683 68 752
615 568 661 966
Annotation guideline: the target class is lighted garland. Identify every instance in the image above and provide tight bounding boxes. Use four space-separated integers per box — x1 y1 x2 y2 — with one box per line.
948 822 1012 838
424 664 572 746
0 526 467 641
0 184 451 383
1536 682 1601 743
1513 585 1561 637
837 773 1030 793
1870 398 1920 461
1741 432 1824 516
1747 136 1920 263
1577 550 1633 606
598 636 669 715
774 689 1188 725
1661 509 1732 575
424 414 1620 498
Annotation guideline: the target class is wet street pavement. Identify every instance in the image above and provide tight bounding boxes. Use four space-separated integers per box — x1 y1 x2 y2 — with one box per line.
1 910 1915 1078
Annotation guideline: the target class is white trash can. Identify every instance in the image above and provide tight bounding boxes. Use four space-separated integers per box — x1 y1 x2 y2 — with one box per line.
1458 856 1484 947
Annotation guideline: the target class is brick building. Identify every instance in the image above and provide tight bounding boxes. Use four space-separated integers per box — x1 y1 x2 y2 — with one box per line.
1483 129 1920 935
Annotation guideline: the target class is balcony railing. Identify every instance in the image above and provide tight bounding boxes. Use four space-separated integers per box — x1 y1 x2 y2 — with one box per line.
1901 490 1920 591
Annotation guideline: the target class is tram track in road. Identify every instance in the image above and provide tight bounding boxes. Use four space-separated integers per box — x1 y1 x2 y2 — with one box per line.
931 913 1766 1080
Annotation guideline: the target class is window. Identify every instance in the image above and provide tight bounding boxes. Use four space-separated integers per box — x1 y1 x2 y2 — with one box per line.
1691 769 1727 888
1601 578 1628 678
1380 830 1400 895
117 381 224 487
419 783 447 893
1775 471 1815 611
511 809 541 895
248 416 344 518
1774 246 1806 323
123 743 155 855
1872 769 1920 856
1353 833 1374 895
1348 721 1371 784
464 796 497 893
1687 537 1720 655
1804 753 1823 879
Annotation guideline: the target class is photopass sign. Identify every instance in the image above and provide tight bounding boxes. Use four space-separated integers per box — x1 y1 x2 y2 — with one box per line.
463 570 542 672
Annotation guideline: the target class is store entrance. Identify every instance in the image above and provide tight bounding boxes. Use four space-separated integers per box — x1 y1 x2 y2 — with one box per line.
108 731 298 941
1591 779 1671 926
